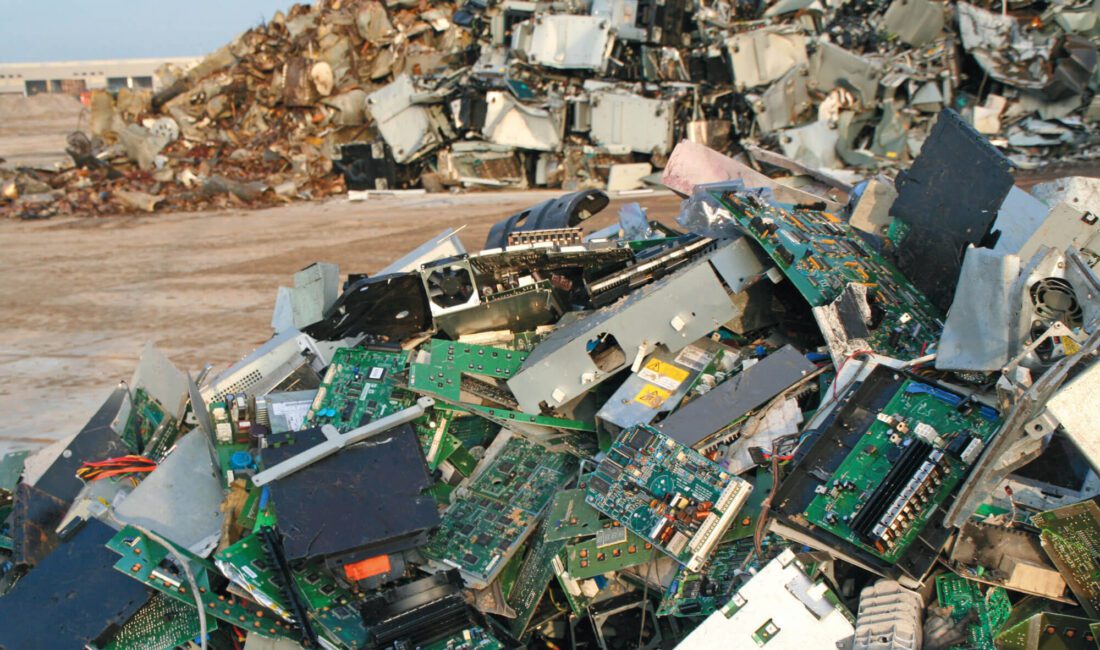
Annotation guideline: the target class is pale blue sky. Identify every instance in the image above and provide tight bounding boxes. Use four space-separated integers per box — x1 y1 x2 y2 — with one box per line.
0 0 297 63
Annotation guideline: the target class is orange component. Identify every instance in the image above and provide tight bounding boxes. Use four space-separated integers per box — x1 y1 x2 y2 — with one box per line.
695 510 710 521
343 554 391 582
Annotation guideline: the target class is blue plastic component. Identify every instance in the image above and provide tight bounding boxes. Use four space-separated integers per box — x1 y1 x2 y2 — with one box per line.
229 451 253 470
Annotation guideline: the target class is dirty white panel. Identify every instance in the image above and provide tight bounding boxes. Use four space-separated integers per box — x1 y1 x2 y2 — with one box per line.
1048 360 1100 470
482 91 564 151
726 28 807 89
512 14 615 71
588 90 674 155
366 74 443 163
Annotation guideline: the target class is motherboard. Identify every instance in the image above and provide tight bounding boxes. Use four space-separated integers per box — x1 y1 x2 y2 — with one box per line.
422 434 576 587
803 377 1001 563
1032 500 1100 617
303 346 410 431
586 426 753 571
715 190 942 360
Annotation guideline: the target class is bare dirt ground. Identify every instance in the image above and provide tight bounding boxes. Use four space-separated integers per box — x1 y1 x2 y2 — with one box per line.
0 191 682 455
0 94 86 169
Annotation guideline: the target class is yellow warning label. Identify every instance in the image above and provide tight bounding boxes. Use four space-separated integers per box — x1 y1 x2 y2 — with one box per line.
638 359 690 390
633 383 672 409
1063 337 1082 356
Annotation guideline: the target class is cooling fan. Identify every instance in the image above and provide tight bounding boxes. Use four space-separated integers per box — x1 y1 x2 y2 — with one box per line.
1029 277 1083 328
420 260 480 316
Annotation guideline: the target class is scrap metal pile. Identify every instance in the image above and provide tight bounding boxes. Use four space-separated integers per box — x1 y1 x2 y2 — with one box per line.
4 126 1100 650
5 0 1100 218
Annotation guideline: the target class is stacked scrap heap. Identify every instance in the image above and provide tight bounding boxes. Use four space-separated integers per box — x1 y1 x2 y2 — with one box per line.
5 0 1100 217
4 126 1100 649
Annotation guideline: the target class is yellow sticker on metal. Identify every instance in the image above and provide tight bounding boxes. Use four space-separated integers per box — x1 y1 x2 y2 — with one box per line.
638 359 690 390
633 384 672 409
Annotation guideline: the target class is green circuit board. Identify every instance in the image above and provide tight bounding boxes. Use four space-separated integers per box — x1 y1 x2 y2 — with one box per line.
1032 500 1100 618
714 190 941 360
586 426 753 571
123 388 179 459
303 347 410 432
658 538 752 618
102 592 206 650
0 451 27 496
565 524 655 579
106 526 297 642
546 488 605 542
804 378 1001 563
421 626 505 650
413 408 479 475
507 527 569 638
995 612 1099 650
422 435 576 587
410 339 530 402
936 574 1012 650
212 532 367 646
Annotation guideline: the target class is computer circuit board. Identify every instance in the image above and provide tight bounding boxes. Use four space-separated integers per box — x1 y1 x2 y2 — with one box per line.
422 434 576 588
585 426 753 571
100 592 206 650
545 488 605 542
213 532 367 647
935 574 1012 650
303 346 411 432
1032 500 1100 618
563 523 654 579
122 388 179 459
106 526 298 642
803 377 1001 563
995 612 1099 650
714 190 942 360
506 526 569 638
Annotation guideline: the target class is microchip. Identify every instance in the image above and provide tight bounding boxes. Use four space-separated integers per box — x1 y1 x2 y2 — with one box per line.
368 367 386 381
476 534 491 546
459 523 475 535
464 553 479 566
598 460 622 481
320 584 336 595
588 476 611 496
497 540 511 551
627 428 654 451
499 462 514 473
330 605 353 619
596 526 628 548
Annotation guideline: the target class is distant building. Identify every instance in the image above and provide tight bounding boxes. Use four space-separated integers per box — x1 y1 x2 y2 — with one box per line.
0 57 202 97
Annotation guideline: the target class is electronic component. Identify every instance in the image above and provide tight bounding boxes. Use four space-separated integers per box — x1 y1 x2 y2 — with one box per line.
774 363 1000 578
996 612 1099 650
715 189 942 362
565 524 654 579
360 571 480 650
304 346 410 432
654 345 816 449
106 525 297 640
674 549 855 649
1031 500 1100 617
422 433 576 588
586 425 753 571
505 526 568 638
935 574 1012 649
658 538 757 618
545 488 604 541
